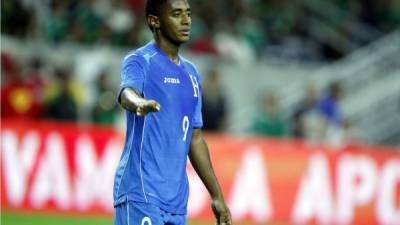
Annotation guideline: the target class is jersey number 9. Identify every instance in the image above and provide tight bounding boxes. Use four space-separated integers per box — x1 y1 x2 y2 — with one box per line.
182 116 189 141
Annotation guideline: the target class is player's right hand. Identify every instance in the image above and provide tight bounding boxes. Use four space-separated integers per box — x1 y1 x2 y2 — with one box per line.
135 99 161 116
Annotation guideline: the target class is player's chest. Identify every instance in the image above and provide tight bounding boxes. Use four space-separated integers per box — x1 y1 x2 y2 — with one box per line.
145 64 200 102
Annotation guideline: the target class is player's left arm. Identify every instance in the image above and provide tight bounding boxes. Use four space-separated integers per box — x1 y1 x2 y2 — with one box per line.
189 128 232 225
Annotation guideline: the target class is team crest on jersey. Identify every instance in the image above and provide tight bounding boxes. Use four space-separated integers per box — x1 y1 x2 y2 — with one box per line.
189 74 199 97
164 77 181 84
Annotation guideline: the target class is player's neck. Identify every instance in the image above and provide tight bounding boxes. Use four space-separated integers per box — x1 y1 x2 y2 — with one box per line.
155 35 181 64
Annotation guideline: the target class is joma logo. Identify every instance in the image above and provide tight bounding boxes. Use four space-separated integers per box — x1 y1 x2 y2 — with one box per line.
164 77 180 84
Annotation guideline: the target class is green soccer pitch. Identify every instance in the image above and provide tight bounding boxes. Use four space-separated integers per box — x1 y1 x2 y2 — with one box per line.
1 210 290 225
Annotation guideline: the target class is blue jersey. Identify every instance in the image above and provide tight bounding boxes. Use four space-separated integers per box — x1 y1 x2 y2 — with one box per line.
113 41 203 214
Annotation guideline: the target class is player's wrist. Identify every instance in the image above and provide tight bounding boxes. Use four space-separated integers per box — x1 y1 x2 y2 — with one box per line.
122 88 145 112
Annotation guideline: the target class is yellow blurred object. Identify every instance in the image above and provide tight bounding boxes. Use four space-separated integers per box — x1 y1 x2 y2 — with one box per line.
9 88 33 114
43 80 84 106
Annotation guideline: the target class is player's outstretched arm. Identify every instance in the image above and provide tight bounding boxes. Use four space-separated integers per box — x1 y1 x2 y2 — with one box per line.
120 87 160 116
189 129 232 225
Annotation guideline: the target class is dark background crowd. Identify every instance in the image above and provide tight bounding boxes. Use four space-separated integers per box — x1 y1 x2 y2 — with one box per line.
1 0 399 146
2 0 399 61
0 50 360 147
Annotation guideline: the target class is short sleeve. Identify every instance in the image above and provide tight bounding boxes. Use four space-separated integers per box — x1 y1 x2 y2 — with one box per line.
192 70 203 128
117 53 146 104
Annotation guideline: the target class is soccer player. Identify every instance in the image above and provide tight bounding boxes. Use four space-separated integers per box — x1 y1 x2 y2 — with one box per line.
113 0 232 225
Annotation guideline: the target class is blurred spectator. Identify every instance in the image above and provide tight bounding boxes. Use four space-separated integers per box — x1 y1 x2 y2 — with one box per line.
317 82 343 125
1 0 34 37
91 70 118 125
1 54 44 119
44 68 79 121
71 0 104 44
214 26 256 65
291 83 319 138
106 0 136 46
201 69 227 131
189 28 219 55
1 53 16 85
43 1 69 43
302 108 328 143
25 56 48 92
125 0 145 15
308 81 352 146
251 91 288 137
237 12 266 57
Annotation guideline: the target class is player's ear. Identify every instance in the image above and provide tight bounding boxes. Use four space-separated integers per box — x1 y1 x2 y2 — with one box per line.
147 15 160 30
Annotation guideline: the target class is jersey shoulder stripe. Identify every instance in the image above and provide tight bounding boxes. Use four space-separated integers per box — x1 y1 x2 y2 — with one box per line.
123 43 158 68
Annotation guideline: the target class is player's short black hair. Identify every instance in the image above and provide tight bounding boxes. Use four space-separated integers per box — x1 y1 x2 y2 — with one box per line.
145 0 168 31
145 0 168 17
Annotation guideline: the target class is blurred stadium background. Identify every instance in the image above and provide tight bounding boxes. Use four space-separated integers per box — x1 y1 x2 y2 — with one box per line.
1 0 399 225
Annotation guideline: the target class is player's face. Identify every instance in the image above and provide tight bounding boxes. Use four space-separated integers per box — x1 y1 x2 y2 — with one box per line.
159 0 191 44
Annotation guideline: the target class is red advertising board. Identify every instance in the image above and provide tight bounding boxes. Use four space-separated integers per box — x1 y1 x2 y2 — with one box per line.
1 120 399 225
